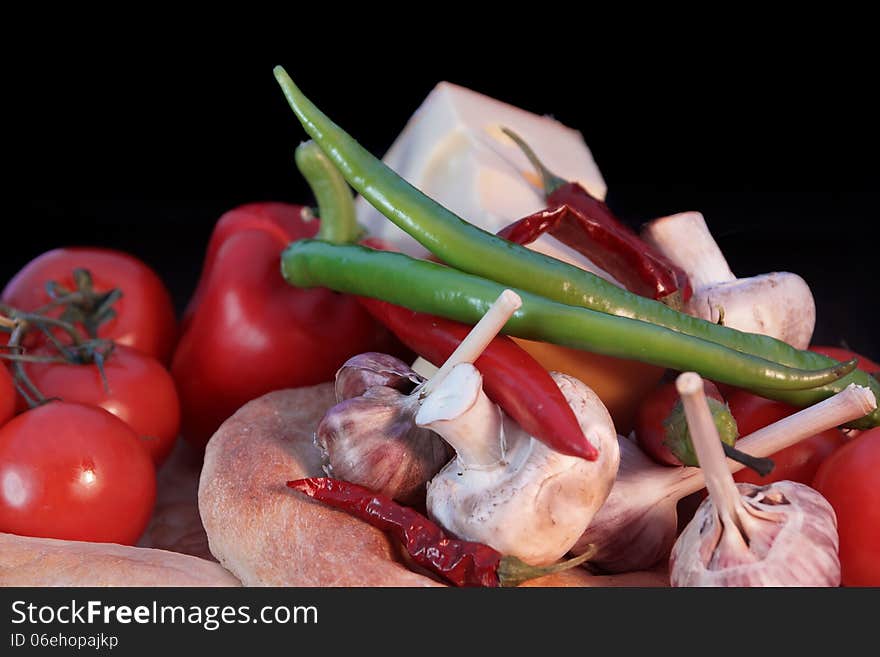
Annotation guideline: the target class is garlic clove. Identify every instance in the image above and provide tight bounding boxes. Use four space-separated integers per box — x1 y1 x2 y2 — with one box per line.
670 481 840 587
334 352 425 402
569 435 683 572
315 386 452 504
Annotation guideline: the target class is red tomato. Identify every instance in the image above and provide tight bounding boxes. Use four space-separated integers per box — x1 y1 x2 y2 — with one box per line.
0 402 156 544
813 428 880 586
635 379 731 466
809 345 880 375
727 390 846 486
1 248 177 363
0 366 14 426
21 345 180 466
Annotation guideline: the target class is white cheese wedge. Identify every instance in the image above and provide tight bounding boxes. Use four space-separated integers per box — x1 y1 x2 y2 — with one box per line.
355 82 620 283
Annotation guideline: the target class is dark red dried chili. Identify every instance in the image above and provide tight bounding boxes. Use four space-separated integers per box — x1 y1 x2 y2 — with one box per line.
287 477 593 587
501 129 692 308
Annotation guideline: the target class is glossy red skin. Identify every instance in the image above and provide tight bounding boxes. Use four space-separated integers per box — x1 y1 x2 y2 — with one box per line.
22 345 180 466
635 379 726 466
1 248 177 363
0 366 14 426
547 185 692 303
809 346 880 375
0 402 156 544
813 428 880 586
172 203 400 448
358 297 597 461
727 390 846 486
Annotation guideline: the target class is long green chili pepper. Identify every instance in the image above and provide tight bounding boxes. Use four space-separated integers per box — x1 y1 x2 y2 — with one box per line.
273 66 880 429
281 241 855 394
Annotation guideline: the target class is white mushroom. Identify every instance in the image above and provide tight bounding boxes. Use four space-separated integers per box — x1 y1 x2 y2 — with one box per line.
421 366 619 566
642 211 815 349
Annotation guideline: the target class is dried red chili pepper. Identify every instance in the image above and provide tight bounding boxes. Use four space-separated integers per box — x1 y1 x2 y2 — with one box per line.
287 477 593 587
501 129 692 309
357 294 598 461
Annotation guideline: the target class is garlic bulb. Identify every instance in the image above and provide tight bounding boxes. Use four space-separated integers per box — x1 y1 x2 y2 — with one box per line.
316 355 452 504
334 352 424 401
570 383 875 573
669 372 839 586
671 480 839 586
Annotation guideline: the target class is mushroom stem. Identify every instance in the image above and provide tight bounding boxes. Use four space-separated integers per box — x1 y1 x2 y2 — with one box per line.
642 212 735 289
416 364 504 468
421 289 522 396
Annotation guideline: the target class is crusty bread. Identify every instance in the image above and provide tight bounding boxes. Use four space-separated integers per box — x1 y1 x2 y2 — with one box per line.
0 533 240 587
199 384 440 586
199 384 669 588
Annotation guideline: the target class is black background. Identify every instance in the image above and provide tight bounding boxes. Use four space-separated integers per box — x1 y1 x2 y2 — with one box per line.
5 39 878 359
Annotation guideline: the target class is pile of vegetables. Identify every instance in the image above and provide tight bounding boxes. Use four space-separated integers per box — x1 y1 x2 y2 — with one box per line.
1 65 878 588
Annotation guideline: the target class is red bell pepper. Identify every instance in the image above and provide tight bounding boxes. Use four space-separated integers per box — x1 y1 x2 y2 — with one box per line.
171 202 401 448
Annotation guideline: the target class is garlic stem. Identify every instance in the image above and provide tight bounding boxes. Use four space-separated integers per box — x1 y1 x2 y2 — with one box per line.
411 357 439 379
676 373 744 535
670 383 877 500
421 289 522 396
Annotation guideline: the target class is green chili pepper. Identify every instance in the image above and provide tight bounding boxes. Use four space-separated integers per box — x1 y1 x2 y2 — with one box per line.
281 240 857 395
274 66 880 428
294 140 362 245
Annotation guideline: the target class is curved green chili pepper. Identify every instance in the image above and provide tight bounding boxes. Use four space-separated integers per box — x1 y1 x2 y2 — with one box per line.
273 66 880 428
282 240 856 394
295 140 362 245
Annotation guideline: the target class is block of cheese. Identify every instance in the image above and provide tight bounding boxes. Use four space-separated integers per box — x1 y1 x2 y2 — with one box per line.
355 82 663 434
355 82 616 281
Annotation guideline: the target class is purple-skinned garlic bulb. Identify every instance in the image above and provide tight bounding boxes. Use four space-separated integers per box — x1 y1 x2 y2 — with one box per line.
669 372 840 587
316 354 452 504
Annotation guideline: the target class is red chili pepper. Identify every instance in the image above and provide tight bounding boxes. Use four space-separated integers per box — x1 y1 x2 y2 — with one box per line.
357 294 598 461
502 130 692 308
171 203 402 448
287 477 593 587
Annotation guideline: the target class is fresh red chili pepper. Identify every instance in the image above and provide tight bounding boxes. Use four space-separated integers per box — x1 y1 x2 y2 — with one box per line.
357 294 598 461
501 129 692 308
287 477 593 587
171 203 402 448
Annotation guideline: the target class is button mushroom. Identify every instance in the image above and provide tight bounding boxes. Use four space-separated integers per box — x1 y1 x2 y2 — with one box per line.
642 211 816 349
421 357 619 567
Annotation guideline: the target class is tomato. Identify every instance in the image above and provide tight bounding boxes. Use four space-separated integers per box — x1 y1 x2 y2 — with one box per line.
727 390 846 486
21 345 180 466
0 402 156 544
0 366 14 426
809 345 880 375
1 248 177 363
635 379 736 466
813 428 880 586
